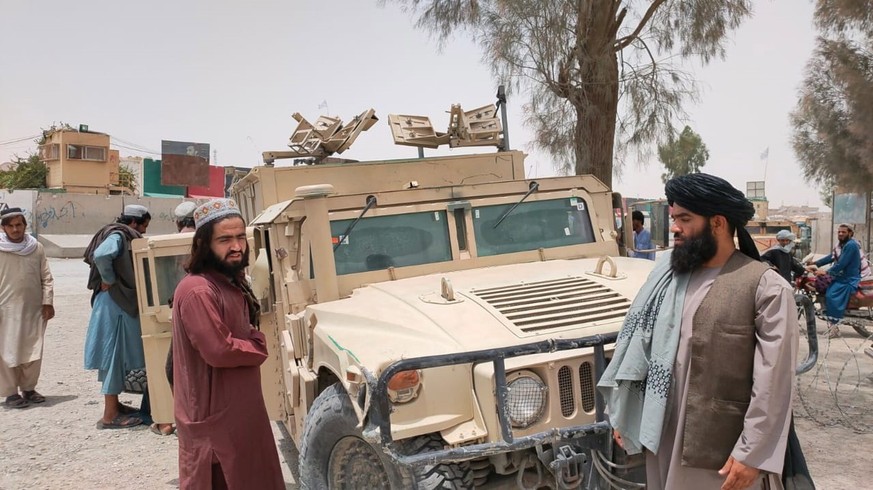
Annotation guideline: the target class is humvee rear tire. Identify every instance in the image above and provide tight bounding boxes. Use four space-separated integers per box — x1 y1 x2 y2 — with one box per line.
299 383 474 489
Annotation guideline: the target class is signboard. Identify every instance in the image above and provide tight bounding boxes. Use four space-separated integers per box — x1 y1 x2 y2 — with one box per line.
833 191 867 224
161 140 210 187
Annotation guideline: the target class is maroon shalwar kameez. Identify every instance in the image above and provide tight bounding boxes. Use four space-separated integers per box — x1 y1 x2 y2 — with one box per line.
172 271 283 490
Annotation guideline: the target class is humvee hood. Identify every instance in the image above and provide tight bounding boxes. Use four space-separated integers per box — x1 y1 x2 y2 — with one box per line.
307 256 655 369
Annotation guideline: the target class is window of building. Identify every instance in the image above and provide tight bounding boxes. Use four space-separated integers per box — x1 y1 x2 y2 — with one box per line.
38 144 60 160
67 144 107 161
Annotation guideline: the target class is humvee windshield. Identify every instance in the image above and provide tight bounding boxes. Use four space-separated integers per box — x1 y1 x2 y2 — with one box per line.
326 197 597 275
473 198 596 256
330 211 453 275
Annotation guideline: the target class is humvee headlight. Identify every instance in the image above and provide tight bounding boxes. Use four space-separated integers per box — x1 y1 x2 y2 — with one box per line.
387 369 422 404
506 371 547 428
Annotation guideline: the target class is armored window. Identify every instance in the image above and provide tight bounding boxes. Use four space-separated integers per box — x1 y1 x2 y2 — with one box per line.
330 211 452 275
154 255 188 306
472 198 596 257
140 257 155 308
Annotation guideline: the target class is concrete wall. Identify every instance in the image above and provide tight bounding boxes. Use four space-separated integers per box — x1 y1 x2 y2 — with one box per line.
1 188 212 257
33 193 202 235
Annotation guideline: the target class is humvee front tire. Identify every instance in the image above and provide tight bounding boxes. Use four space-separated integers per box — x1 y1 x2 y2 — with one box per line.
299 383 474 489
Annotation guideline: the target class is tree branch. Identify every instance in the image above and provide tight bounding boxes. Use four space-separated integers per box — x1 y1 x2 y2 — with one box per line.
614 0 667 51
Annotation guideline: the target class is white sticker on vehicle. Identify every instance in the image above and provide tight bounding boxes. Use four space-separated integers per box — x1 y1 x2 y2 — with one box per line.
577 201 586 211
475 209 480 219
564 227 571 236
434 212 440 221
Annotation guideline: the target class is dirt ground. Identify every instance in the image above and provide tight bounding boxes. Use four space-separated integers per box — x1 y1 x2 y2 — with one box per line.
1 258 871 489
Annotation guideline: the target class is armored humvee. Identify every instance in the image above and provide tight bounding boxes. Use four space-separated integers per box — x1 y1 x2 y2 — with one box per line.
132 97 654 489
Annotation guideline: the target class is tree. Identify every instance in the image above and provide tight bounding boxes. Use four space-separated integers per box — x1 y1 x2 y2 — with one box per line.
0 154 48 190
118 165 138 195
791 0 873 193
657 125 709 182
384 0 752 188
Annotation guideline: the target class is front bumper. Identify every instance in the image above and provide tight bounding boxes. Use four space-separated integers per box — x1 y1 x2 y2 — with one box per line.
363 333 617 466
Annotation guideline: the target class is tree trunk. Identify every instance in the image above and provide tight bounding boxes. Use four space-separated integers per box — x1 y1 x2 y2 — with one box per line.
572 1 620 189
573 55 619 189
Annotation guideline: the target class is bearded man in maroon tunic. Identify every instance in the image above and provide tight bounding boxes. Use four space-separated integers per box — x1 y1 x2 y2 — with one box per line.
171 198 283 489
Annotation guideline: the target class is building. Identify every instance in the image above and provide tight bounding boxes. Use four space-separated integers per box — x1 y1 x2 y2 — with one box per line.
37 128 132 195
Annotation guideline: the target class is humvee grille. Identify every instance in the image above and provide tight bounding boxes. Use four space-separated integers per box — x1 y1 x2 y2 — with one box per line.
579 362 595 412
470 277 631 334
551 361 596 419
557 366 574 417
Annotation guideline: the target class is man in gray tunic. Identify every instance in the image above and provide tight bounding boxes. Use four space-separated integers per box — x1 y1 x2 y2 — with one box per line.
598 173 799 490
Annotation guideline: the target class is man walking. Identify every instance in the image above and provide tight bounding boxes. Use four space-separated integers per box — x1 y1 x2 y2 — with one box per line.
172 198 283 489
630 210 655 260
0 207 54 409
83 204 151 429
599 173 799 489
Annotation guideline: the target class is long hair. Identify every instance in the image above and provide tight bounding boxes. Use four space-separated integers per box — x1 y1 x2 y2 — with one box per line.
185 216 249 276
117 213 151 226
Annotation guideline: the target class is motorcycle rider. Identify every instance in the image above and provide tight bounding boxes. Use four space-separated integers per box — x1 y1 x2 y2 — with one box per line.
806 223 870 336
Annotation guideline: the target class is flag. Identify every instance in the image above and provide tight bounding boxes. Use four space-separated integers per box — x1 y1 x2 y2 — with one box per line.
318 100 328 110
760 147 769 160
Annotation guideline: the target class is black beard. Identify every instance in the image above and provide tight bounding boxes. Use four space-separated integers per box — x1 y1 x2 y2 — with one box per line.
207 247 249 277
671 222 718 274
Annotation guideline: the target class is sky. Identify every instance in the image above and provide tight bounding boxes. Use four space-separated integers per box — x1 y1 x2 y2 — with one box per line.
0 0 826 209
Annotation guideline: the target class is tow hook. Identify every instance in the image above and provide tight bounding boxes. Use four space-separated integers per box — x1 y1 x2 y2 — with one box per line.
549 445 587 489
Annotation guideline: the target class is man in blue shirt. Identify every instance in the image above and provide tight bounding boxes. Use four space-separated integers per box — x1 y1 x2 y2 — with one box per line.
809 223 863 334
631 210 655 260
83 205 151 429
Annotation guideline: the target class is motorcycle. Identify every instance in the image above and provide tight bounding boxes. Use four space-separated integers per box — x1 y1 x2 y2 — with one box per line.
795 271 873 338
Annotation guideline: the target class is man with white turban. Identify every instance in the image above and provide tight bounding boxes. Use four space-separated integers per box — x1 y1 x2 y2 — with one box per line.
761 229 806 284
0 207 54 409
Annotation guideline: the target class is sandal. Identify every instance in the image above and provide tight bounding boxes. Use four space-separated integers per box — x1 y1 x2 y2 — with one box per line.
22 390 46 403
150 423 176 436
4 394 30 409
96 414 143 430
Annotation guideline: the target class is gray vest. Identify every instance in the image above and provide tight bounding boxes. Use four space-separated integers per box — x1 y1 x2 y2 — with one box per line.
682 251 769 470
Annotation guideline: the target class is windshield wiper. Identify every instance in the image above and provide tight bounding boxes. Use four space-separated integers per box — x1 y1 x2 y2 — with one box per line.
334 195 377 251
492 181 538 229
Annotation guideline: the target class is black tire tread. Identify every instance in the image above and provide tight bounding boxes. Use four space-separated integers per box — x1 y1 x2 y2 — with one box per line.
123 369 147 394
398 434 475 489
299 383 475 490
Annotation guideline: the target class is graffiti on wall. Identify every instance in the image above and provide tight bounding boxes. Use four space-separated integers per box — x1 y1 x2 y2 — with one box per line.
36 200 84 230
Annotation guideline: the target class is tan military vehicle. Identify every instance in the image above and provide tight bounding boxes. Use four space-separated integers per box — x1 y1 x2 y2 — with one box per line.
132 95 654 489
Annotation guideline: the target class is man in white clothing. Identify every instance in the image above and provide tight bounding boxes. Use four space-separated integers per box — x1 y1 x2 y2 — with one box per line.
0 207 54 409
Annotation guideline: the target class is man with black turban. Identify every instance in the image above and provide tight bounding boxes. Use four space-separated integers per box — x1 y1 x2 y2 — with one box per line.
599 174 804 490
